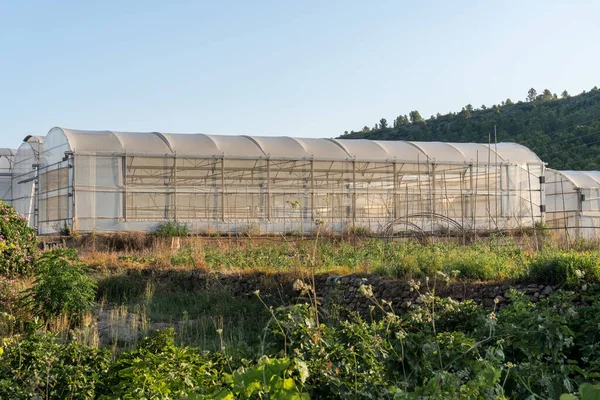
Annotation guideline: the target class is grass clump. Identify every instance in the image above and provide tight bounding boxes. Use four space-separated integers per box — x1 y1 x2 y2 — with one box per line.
153 221 189 237
527 250 600 286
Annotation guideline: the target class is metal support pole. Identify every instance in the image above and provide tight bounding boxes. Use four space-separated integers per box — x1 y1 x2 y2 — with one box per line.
220 157 225 222
310 159 315 222
173 156 178 221
576 187 582 240
470 162 475 234
266 158 271 221
122 156 127 221
71 155 76 230
392 161 397 220
352 160 356 227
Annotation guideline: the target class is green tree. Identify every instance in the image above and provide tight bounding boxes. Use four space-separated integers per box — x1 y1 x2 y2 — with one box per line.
505 98 513 105
465 104 474 118
527 88 537 102
542 89 553 102
379 118 388 129
562 90 569 98
409 110 423 123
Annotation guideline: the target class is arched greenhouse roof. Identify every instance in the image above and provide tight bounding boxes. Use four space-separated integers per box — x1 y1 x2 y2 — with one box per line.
0 149 16 157
548 170 600 189
0 149 16 173
44 127 543 165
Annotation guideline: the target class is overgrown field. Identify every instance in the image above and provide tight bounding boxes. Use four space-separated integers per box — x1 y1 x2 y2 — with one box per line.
83 234 600 284
3 205 600 398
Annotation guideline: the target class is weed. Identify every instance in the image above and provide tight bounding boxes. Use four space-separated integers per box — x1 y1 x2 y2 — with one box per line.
153 221 189 237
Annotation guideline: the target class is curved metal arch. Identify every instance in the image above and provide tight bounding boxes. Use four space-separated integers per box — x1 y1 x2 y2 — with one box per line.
381 220 426 236
383 213 465 236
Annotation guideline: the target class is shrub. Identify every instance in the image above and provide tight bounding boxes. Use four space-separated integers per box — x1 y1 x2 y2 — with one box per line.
153 221 189 237
102 328 220 398
527 251 600 286
23 249 97 321
0 200 37 275
0 331 111 399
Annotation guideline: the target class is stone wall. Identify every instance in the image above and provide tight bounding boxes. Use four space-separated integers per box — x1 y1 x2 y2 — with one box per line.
182 271 556 314
317 275 555 314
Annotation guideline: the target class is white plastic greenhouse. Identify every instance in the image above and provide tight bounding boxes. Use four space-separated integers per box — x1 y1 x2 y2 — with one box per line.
11 135 44 226
3 127 546 235
0 148 16 203
545 169 600 239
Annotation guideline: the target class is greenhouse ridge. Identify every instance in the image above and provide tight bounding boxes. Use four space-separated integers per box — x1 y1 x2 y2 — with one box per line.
1 126 597 239
42 128 541 163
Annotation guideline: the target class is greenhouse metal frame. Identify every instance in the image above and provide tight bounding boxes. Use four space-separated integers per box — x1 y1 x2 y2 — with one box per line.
4 127 546 235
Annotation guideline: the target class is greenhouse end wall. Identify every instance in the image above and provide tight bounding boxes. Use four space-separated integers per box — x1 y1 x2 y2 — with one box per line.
20 128 547 236
546 169 600 239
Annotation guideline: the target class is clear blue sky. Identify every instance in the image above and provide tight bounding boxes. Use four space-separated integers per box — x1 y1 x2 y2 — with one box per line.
1 0 599 149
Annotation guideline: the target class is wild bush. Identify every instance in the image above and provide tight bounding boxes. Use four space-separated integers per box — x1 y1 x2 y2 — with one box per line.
0 331 110 399
0 200 37 275
153 221 189 237
527 250 600 286
22 249 97 321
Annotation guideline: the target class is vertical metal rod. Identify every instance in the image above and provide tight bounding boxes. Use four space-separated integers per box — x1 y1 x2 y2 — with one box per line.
431 163 436 237
173 156 177 221
310 159 315 222
576 187 582 241
494 126 499 227
71 155 76 230
266 158 271 221
352 160 356 227
487 132 492 231
474 153 479 237
122 156 127 221
392 161 397 220
460 168 466 244
526 164 539 251
559 177 570 247
221 157 225 222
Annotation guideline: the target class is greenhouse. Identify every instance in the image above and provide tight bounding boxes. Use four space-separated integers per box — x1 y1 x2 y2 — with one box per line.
545 169 600 239
8 127 546 235
0 148 16 203
10 135 44 227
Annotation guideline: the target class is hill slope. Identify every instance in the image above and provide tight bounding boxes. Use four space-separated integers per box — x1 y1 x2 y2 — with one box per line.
340 87 600 170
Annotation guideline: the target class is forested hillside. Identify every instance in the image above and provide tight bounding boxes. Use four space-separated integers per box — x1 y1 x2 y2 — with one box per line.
341 87 600 170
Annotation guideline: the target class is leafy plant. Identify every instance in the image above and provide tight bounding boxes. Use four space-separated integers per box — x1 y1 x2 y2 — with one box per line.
153 221 189 237
22 249 97 321
0 200 37 275
0 331 110 400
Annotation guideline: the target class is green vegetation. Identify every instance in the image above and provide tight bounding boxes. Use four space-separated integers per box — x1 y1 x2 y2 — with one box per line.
153 221 190 237
22 249 97 321
341 86 600 170
108 239 600 285
0 199 37 275
2 274 600 398
2 199 600 397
